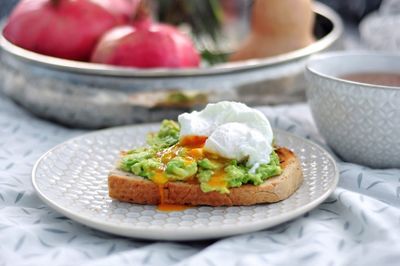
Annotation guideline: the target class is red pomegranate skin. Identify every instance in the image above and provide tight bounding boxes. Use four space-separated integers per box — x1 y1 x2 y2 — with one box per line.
3 0 120 61
91 21 200 68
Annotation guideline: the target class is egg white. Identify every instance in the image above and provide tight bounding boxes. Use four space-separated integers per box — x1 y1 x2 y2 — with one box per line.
178 101 274 168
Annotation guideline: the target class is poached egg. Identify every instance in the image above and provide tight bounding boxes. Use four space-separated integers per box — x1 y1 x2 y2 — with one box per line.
178 101 274 169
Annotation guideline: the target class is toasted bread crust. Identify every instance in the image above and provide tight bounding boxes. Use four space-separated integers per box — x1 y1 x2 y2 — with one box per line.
108 148 303 206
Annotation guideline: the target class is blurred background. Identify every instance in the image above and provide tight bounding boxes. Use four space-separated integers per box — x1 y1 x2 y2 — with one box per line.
0 0 383 24
1 0 398 128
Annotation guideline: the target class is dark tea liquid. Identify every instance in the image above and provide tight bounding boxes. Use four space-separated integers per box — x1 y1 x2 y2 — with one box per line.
341 72 400 87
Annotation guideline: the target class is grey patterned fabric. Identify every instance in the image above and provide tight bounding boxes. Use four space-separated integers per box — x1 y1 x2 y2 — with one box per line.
0 95 400 266
0 0 18 19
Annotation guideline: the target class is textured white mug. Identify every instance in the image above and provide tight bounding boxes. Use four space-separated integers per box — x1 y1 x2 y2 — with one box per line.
305 51 400 168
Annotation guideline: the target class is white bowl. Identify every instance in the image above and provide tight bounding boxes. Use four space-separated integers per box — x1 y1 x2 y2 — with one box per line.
305 51 400 168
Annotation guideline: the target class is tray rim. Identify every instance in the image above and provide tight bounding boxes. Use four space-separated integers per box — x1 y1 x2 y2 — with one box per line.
1 2 343 78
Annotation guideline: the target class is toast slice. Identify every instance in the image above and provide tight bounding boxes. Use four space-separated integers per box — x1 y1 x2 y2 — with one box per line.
108 148 303 206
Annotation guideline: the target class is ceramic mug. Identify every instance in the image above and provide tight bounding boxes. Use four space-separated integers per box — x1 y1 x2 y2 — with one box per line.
305 51 400 168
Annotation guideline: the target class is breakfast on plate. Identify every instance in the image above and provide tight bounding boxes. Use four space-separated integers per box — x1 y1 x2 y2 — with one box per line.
2 0 315 67
108 102 303 208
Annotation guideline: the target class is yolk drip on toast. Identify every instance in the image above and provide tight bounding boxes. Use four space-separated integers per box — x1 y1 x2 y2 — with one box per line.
207 169 228 188
154 135 229 211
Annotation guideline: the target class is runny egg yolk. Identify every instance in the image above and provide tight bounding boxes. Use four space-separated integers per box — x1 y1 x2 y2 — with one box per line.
187 148 203 160
179 135 207 148
207 169 228 188
152 169 189 212
152 170 168 185
158 146 183 163
154 135 229 211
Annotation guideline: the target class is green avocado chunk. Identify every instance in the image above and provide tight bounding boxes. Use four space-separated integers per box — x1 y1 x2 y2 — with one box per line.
165 157 198 181
119 148 155 172
198 158 220 170
196 169 213 183
224 152 282 188
119 119 283 194
147 120 180 149
131 159 162 178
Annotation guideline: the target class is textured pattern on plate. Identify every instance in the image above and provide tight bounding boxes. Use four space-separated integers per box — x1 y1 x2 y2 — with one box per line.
33 126 338 241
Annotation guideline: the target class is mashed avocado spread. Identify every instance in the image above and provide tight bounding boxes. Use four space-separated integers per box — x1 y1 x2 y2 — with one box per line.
119 120 282 194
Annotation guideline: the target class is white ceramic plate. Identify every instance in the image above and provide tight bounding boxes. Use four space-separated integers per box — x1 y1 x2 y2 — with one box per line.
32 125 339 241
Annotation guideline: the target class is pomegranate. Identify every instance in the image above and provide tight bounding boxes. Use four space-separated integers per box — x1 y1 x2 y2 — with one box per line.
91 14 200 68
3 0 120 61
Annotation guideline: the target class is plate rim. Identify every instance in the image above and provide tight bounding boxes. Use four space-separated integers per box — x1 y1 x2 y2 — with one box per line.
32 125 339 241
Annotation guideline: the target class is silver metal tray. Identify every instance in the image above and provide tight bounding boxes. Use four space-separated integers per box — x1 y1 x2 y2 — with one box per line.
0 2 342 128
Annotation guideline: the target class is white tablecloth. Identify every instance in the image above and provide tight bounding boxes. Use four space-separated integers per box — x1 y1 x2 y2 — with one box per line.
1 95 400 266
